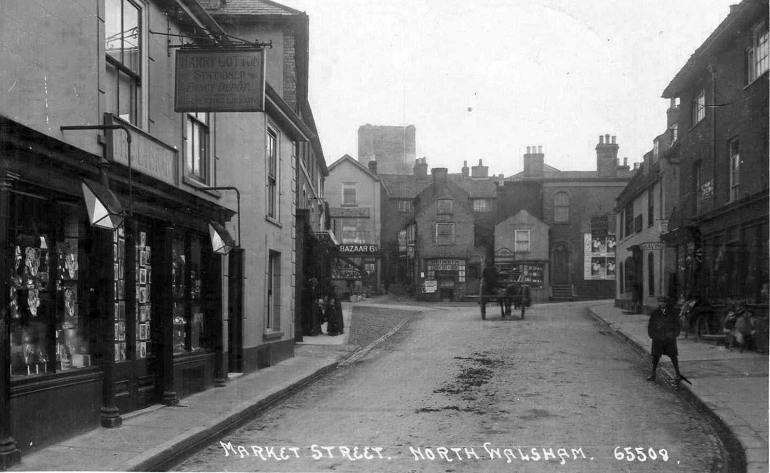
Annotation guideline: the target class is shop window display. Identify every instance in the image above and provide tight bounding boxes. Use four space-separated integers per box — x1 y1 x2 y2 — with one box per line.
10 199 90 376
172 233 209 354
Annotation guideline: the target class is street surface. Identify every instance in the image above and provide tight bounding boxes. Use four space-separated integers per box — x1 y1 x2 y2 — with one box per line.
173 301 730 472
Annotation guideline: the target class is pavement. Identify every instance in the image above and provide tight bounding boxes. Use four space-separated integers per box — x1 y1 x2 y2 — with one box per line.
8 298 768 472
588 302 768 473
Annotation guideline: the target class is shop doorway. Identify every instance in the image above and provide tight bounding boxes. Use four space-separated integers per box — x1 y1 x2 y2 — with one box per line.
552 244 570 285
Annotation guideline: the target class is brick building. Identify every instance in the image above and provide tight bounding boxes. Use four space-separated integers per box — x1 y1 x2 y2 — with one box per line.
660 0 769 308
358 124 416 174
504 139 634 300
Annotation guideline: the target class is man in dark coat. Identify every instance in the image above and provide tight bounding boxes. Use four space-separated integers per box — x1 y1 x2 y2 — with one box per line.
647 295 686 382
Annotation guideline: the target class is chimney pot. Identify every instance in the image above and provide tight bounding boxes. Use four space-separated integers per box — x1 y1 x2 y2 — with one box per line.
478 159 483 165
611 135 616 144
623 157 628 166
526 146 531 154
537 145 542 154
599 135 604 144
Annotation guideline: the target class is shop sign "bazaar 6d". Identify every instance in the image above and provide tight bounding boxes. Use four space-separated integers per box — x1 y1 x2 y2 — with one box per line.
338 244 379 255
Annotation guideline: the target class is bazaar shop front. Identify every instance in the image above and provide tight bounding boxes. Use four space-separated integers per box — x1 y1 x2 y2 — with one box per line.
0 117 233 458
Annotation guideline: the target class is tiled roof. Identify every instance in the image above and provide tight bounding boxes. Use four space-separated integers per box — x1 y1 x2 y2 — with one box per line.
379 174 431 198
449 174 499 198
616 162 661 206
329 207 370 218
201 0 303 17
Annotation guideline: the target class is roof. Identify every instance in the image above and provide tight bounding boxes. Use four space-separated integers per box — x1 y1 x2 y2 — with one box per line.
328 154 380 181
663 0 764 97
300 101 328 176
379 172 500 198
615 161 661 207
379 174 431 198
449 174 499 198
201 0 304 17
506 164 634 182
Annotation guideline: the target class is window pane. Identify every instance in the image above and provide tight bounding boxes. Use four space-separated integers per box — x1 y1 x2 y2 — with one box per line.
105 0 122 63
172 237 187 354
190 237 202 351
123 1 140 74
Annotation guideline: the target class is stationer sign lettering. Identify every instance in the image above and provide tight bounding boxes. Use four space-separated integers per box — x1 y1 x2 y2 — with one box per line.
175 48 266 112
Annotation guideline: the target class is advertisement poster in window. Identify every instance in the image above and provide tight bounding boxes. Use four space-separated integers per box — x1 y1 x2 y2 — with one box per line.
584 233 616 280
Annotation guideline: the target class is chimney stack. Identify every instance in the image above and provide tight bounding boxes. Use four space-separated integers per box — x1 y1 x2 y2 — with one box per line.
471 159 488 178
432 167 448 186
462 160 469 177
413 157 428 180
523 144 544 177
368 160 378 174
596 134 619 178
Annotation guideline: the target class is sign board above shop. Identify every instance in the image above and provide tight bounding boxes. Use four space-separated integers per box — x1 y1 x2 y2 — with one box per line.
337 244 379 255
175 48 266 113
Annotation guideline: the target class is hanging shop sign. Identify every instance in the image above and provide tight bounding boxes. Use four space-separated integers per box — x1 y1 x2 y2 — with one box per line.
338 244 379 255
175 48 266 113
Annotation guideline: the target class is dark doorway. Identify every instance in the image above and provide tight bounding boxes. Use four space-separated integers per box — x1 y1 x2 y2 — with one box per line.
552 244 570 285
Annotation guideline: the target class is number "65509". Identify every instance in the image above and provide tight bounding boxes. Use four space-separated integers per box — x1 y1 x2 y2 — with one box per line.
614 447 669 462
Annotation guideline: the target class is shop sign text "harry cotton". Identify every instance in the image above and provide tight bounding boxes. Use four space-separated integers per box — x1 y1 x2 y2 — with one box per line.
175 48 266 113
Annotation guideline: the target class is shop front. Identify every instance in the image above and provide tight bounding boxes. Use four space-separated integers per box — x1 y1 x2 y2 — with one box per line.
0 116 233 458
420 258 467 302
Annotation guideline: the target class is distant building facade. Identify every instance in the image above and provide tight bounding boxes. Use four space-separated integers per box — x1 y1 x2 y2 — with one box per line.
358 124 416 175
504 138 634 300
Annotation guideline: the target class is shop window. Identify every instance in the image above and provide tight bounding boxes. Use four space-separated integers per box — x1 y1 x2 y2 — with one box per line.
437 199 453 214
267 128 279 220
9 197 91 377
266 251 281 330
172 233 212 354
185 112 209 183
729 138 740 202
554 192 569 223
515 230 530 253
105 0 142 126
435 223 455 245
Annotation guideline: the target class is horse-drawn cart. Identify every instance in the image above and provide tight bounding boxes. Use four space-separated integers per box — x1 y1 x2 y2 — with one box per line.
478 282 531 320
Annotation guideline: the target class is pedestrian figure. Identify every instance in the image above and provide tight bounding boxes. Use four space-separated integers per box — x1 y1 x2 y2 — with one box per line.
732 301 756 352
647 296 689 383
326 289 344 336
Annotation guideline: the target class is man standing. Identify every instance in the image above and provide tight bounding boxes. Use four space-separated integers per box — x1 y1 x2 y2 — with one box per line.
647 295 687 382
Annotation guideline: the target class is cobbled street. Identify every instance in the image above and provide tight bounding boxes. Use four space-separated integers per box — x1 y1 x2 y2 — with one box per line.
173 300 731 472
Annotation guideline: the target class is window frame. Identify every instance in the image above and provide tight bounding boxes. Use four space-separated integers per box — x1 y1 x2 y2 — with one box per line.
185 112 210 184
648 252 655 297
105 0 143 126
729 138 740 202
554 192 570 223
647 187 654 227
437 199 454 215
514 229 531 253
342 183 357 206
397 200 412 212
692 89 705 125
266 127 279 220
747 21 769 84
435 222 456 246
472 199 491 213
266 251 281 331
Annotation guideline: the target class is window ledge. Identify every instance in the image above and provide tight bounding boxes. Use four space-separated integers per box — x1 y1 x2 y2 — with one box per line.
263 331 284 340
265 216 282 228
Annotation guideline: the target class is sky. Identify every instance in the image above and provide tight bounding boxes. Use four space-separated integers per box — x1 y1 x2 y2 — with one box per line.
281 0 738 176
